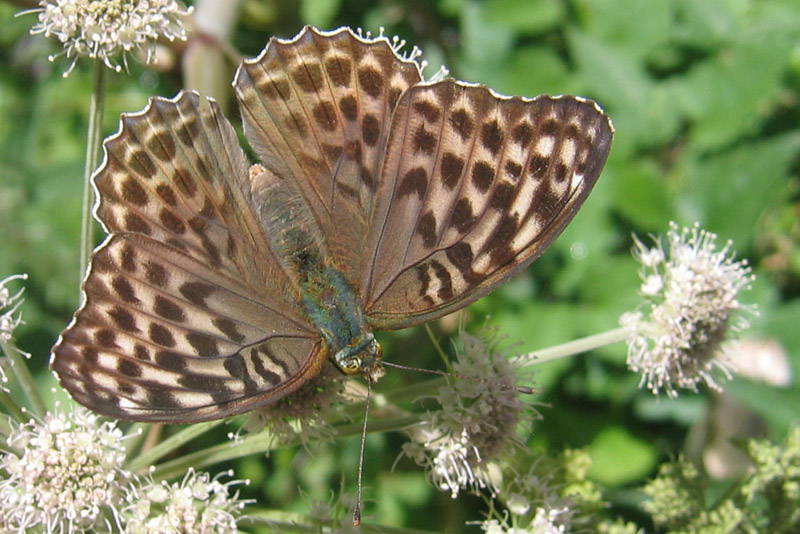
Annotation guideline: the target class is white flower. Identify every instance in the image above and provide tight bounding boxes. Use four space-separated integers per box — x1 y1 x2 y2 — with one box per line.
243 364 348 444
24 0 193 76
1 274 28 386
530 507 570 534
621 222 756 397
402 329 530 498
0 274 27 348
479 506 571 534
0 405 129 532
122 468 250 534
507 492 532 515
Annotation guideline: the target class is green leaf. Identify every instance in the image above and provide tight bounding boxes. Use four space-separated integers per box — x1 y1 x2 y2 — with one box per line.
458 1 515 81
673 0 740 47
588 426 658 485
634 395 708 426
499 45 569 97
300 0 342 28
678 132 800 249
676 11 800 149
576 0 672 60
483 0 564 34
567 29 681 152
375 473 431 526
610 158 674 230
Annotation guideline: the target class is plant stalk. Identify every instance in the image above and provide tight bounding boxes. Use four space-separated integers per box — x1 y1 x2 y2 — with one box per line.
79 60 106 289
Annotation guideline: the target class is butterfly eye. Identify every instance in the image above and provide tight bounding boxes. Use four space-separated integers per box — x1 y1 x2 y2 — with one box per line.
338 356 362 375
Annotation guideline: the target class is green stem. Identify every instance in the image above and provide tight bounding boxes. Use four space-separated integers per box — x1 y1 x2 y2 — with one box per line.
373 326 633 406
0 388 26 423
514 326 631 367
1 341 45 417
150 414 422 481
79 60 106 289
149 431 272 481
127 419 227 473
244 511 437 534
122 422 150 462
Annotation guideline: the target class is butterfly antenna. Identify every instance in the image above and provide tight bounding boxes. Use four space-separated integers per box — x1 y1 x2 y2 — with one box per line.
381 360 534 394
352 377 372 526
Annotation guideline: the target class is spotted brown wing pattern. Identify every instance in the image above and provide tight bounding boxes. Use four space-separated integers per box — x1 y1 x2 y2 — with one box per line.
230 27 611 330
52 93 329 422
362 80 613 329
51 26 613 423
234 26 424 283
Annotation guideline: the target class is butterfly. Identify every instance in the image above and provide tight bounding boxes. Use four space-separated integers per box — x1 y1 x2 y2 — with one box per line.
51 26 613 423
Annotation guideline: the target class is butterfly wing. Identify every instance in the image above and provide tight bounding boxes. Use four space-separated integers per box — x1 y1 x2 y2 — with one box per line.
361 80 613 330
52 92 328 422
233 26 424 283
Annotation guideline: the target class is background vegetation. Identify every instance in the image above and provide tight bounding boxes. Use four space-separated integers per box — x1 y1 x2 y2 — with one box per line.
1 0 799 531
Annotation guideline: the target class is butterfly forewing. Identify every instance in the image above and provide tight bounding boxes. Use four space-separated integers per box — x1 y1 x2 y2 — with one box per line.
233 27 424 283
362 80 613 329
52 92 328 422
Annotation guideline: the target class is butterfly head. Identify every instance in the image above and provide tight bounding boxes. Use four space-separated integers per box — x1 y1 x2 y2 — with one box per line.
333 333 386 383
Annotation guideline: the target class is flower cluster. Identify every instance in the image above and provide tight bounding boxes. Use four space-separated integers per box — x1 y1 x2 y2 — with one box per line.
0 274 27 345
475 449 623 534
0 406 129 532
1 273 28 386
26 0 193 76
643 428 800 532
402 329 530 498
0 401 251 533
122 469 250 534
480 507 572 534
243 364 348 444
621 222 755 396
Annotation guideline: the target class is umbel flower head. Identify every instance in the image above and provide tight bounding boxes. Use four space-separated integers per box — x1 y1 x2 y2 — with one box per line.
122 468 249 534
0 404 129 533
25 0 193 76
621 222 756 397
243 363 349 444
402 329 530 498
481 506 572 534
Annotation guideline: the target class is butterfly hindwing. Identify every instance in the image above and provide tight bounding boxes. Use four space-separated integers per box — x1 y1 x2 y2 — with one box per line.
52 92 327 422
362 80 613 329
53 234 327 422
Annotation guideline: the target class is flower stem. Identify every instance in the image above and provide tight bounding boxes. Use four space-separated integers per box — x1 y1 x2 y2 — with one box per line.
149 414 422 481
1 341 45 417
514 326 632 367
245 511 436 533
79 59 106 289
371 326 633 406
127 419 226 473
0 387 26 423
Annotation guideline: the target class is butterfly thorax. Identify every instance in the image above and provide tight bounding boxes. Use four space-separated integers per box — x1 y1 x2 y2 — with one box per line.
296 254 385 383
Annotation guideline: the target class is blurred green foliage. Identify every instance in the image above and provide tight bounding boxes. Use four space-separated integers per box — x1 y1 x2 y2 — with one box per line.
1 0 799 531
